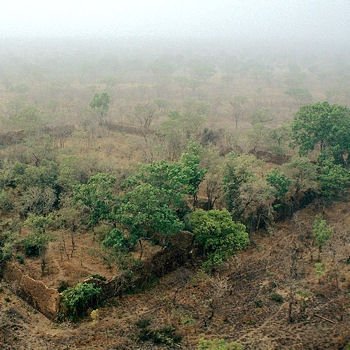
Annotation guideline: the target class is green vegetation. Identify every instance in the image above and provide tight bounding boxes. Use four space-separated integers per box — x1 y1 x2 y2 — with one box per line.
21 232 51 257
61 282 102 321
73 173 116 227
270 292 284 303
189 209 249 270
116 183 184 247
197 338 243 350
90 92 110 125
312 216 333 259
136 319 182 347
292 102 350 165
0 38 350 349
266 169 291 201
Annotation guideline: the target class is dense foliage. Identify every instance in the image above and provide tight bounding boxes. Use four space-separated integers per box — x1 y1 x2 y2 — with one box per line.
61 282 102 321
292 102 350 165
189 209 249 270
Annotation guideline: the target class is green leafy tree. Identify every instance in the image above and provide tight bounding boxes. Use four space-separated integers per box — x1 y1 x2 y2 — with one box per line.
73 173 116 227
116 184 184 249
9 105 43 131
124 143 206 208
282 157 319 198
188 209 249 271
292 102 350 165
160 109 206 160
0 231 17 265
90 92 110 125
24 214 52 234
180 142 207 206
312 215 333 260
102 228 130 252
16 160 59 190
123 160 188 211
266 169 291 201
22 231 51 257
314 262 326 283
317 158 350 200
0 190 13 212
223 154 256 219
20 186 57 216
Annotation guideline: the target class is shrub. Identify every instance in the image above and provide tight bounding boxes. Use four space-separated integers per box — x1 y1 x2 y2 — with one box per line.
0 232 16 265
317 159 350 200
61 282 102 321
197 338 243 350
312 215 333 259
270 292 284 303
0 190 13 212
136 319 182 347
16 254 25 264
188 209 249 271
266 169 291 200
22 232 51 257
102 228 130 252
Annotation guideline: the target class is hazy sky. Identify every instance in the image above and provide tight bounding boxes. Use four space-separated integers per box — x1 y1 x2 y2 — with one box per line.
1 0 350 43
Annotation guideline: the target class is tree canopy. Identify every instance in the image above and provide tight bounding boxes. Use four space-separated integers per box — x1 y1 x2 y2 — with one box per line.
90 92 110 124
292 102 350 165
189 209 249 270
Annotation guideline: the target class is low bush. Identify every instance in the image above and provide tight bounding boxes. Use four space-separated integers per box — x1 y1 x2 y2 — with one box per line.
188 209 249 271
270 292 284 303
22 232 50 257
197 338 243 350
136 319 182 347
61 282 102 321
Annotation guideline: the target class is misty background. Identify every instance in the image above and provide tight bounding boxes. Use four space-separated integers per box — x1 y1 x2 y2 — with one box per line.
1 0 350 43
0 0 350 133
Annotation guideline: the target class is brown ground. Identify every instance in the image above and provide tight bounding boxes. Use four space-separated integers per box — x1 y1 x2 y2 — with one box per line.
1 200 350 349
18 230 119 289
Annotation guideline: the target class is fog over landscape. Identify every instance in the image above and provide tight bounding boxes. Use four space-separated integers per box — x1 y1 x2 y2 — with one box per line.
1 2 350 350
1 0 350 43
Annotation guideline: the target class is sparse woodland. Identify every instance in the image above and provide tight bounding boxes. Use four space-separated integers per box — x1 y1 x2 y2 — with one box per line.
0 40 350 349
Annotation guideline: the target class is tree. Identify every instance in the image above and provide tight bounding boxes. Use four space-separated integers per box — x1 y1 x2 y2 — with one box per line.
73 173 116 228
317 158 350 200
292 102 350 165
89 92 110 125
312 215 333 260
201 147 225 209
116 183 184 250
188 209 249 271
223 154 256 218
285 87 312 106
266 169 291 201
24 214 52 234
179 142 207 206
160 109 206 160
282 157 319 198
230 96 247 129
124 143 206 208
123 160 189 209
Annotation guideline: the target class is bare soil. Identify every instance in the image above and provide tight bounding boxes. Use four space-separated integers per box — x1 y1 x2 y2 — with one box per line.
20 231 119 289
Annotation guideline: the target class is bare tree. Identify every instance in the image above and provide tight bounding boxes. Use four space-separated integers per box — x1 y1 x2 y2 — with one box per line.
230 96 247 129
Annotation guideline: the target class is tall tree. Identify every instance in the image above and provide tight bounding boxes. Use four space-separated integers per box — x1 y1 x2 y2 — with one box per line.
292 102 350 165
90 92 110 125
